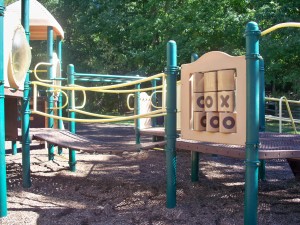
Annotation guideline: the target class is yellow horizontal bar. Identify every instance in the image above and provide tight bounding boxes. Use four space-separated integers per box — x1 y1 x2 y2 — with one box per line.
32 108 166 123
29 69 48 73
261 22 300 36
265 97 300 104
31 73 166 92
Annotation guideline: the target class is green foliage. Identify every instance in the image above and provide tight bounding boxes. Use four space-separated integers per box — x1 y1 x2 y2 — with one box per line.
29 0 300 113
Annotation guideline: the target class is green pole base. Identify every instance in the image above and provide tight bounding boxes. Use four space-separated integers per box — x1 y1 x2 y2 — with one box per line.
191 152 199 182
69 149 76 172
12 141 17 155
48 144 55 161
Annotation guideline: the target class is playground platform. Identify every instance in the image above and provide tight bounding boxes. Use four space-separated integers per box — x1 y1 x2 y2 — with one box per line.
18 128 165 153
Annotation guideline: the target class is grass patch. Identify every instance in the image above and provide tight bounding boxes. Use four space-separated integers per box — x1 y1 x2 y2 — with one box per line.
265 120 299 134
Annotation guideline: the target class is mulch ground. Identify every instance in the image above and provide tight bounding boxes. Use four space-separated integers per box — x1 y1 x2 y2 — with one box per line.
1 123 300 225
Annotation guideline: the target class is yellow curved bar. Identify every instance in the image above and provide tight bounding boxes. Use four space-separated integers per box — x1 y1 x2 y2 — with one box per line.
52 90 69 110
68 84 87 109
70 109 120 118
33 62 53 83
126 94 135 111
32 80 164 93
261 22 300 36
31 73 165 91
31 108 166 123
150 91 163 109
282 96 297 134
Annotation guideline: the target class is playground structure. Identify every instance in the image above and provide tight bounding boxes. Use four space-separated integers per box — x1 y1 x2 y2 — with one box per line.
0 1 300 225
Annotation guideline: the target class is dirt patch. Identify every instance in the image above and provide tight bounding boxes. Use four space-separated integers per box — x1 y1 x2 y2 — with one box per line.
1 123 300 225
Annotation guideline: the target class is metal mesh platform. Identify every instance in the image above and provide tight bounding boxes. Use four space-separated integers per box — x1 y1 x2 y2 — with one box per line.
30 128 165 153
177 132 300 159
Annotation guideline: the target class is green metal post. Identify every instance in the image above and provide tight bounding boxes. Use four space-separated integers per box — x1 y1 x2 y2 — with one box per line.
135 83 141 146
47 26 55 160
244 22 261 225
21 0 31 189
12 141 17 155
0 0 7 217
165 40 177 208
259 58 266 181
190 53 200 182
67 64 76 172
56 36 63 155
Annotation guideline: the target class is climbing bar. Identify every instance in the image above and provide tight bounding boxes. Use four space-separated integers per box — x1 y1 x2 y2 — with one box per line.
52 89 68 110
68 84 87 110
33 62 53 83
150 91 163 109
261 22 300 36
71 108 166 119
70 109 120 118
31 108 166 123
31 73 166 91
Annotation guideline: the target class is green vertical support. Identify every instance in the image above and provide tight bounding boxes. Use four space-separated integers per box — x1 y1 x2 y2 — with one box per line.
165 40 177 208
259 58 266 181
244 22 261 225
47 26 55 160
56 36 63 155
190 53 200 182
67 65 76 172
135 83 141 146
21 0 31 189
12 141 17 155
0 0 7 217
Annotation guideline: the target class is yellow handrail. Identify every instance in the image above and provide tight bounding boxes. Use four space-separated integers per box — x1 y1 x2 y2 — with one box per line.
281 96 297 134
31 108 166 123
33 62 53 83
150 91 163 109
261 22 300 36
31 73 166 92
70 109 119 118
52 90 69 110
127 94 135 111
265 96 298 133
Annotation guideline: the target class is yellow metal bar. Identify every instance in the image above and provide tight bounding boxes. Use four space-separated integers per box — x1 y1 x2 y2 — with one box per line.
265 96 298 133
32 108 166 123
261 22 300 36
150 91 163 109
29 69 47 73
33 62 53 83
282 97 297 134
126 94 135 110
52 90 68 110
31 73 166 91
266 97 300 104
70 109 120 118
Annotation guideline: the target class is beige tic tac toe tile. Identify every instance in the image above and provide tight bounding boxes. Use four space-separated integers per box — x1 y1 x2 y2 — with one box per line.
204 71 217 92
193 111 206 131
193 93 205 111
204 91 217 111
217 69 236 91
192 72 204 93
219 112 237 133
218 91 235 112
206 112 219 132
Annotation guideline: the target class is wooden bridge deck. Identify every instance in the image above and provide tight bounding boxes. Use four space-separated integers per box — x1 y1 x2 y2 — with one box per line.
28 128 165 153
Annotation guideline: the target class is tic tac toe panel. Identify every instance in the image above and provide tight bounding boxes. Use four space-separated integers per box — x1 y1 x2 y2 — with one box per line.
181 51 246 145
